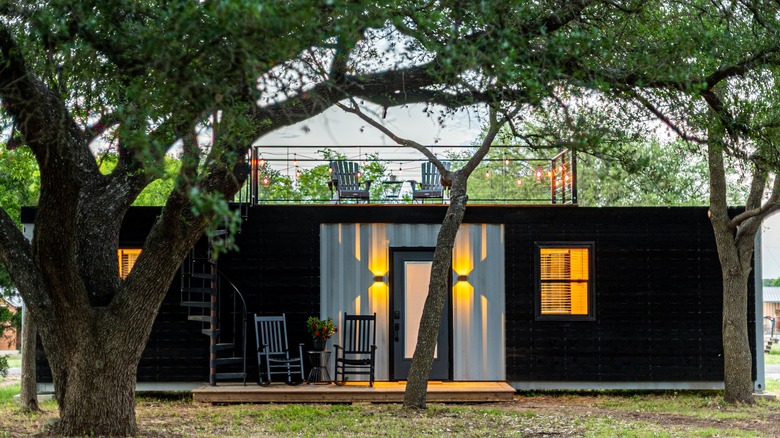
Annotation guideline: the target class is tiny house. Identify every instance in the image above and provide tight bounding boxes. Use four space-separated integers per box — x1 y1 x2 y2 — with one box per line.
24 203 762 392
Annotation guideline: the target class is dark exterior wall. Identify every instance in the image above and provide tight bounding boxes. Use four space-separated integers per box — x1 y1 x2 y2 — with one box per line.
502 207 750 382
29 205 755 384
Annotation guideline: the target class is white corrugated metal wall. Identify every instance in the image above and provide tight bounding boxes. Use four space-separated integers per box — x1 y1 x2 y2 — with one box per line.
320 223 505 381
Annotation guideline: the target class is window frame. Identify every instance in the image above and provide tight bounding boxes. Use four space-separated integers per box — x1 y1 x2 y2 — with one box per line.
534 241 595 321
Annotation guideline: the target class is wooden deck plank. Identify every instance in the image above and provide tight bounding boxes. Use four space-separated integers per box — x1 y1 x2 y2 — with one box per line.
192 381 515 404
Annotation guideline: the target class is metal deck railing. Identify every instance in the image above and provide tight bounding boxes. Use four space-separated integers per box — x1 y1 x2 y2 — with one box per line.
234 145 577 206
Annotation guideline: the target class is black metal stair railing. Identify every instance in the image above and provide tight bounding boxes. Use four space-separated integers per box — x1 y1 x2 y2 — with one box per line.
180 234 248 386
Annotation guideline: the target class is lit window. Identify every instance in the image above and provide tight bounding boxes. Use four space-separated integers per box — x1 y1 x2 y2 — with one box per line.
118 249 141 279
536 243 594 320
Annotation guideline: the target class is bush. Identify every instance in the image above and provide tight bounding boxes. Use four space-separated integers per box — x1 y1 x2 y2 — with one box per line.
0 354 8 379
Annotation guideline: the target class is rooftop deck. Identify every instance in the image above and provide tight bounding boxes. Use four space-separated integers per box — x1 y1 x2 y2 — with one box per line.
238 145 577 206
192 381 515 404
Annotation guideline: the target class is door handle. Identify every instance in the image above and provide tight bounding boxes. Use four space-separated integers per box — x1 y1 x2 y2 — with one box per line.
394 322 400 341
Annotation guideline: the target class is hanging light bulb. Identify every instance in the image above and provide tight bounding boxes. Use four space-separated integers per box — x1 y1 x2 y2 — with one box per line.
328 166 333 174
295 167 301 178
558 165 564 173
293 153 298 167
564 174 570 182
547 170 553 178
262 177 270 187
356 171 362 178
485 169 491 178
535 168 543 179
504 157 510 166
258 155 266 167
516 178 523 186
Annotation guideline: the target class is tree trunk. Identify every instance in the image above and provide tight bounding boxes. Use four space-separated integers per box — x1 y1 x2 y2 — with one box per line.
52 338 139 435
404 180 468 408
721 265 754 403
19 309 38 411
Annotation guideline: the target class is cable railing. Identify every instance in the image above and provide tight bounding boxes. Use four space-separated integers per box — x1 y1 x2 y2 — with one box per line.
233 145 577 206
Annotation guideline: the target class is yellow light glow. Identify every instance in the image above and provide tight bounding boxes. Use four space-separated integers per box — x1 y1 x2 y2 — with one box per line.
368 224 388 277
452 225 473 277
369 282 388 315
481 295 488 372
540 247 589 315
354 224 361 262
454 280 474 332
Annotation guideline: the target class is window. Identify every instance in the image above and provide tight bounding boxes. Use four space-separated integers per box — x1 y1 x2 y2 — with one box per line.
535 243 594 320
118 248 141 279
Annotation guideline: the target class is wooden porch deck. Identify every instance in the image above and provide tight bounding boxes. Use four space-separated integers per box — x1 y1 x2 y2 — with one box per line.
192 381 515 404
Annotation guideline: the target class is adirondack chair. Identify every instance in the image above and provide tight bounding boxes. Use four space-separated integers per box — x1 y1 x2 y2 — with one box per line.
334 313 377 386
411 161 450 203
254 314 305 386
328 161 372 203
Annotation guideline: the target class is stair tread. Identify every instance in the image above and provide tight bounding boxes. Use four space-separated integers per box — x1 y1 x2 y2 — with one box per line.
181 287 217 294
187 315 214 322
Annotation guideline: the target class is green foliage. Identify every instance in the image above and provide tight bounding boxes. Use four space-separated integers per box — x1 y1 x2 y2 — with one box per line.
305 316 337 341
0 355 7 379
763 278 780 287
255 150 388 203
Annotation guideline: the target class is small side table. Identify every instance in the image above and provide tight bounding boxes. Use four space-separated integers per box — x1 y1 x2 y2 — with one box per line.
306 350 332 384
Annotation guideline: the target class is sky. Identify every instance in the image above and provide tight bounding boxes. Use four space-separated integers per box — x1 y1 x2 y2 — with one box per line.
255 101 780 280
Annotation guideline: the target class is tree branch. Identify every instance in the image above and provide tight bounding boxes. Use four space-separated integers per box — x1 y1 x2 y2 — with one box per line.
729 171 780 228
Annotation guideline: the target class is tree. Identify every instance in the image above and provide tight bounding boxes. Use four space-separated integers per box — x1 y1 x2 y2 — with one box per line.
340 101 514 408
0 1 610 433
526 3 780 403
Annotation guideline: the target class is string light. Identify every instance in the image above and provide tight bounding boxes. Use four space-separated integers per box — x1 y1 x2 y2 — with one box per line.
564 174 570 182
258 155 266 167
293 153 298 167
547 170 553 178
558 165 564 173
535 169 543 179
485 169 491 178
262 177 270 187
295 167 301 178
516 178 522 186
356 171 362 178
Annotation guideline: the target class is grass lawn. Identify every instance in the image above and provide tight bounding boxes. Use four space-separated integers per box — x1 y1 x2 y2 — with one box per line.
4 354 21 369
764 348 780 365
0 385 778 437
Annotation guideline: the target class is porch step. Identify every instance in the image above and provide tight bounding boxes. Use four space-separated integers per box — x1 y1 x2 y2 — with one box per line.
181 301 212 308
202 328 220 337
190 273 217 280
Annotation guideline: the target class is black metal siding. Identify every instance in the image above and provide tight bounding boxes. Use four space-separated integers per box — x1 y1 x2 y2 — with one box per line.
30 205 754 384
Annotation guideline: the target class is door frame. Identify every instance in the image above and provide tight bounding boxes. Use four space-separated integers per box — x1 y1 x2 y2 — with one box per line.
389 247 453 381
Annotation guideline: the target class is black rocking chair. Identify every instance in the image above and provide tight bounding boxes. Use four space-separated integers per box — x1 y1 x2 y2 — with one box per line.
411 161 450 203
254 314 305 386
334 313 377 386
328 161 372 203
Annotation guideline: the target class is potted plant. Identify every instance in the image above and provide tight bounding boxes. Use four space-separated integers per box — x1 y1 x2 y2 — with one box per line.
306 316 337 350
